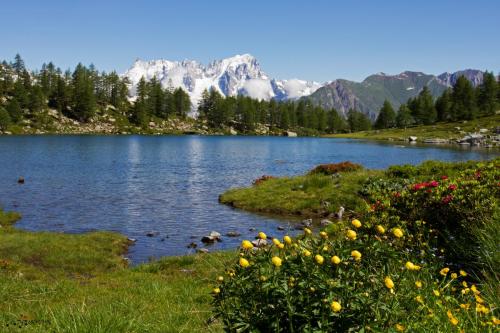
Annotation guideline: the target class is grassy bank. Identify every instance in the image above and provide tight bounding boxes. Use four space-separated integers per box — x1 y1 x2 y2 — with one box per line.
324 113 500 142
0 210 231 333
219 160 481 219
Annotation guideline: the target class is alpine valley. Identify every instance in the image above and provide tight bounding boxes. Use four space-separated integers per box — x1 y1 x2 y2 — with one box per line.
122 54 485 118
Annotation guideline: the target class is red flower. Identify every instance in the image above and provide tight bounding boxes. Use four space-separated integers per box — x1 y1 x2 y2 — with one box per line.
441 175 448 180
426 189 432 193
413 183 426 191
442 195 453 204
448 184 457 191
394 192 401 198
428 180 439 188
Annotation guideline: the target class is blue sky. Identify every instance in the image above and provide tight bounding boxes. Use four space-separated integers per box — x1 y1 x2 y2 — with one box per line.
1 0 499 82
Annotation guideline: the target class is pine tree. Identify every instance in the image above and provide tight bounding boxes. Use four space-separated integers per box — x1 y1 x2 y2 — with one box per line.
6 99 22 123
131 77 150 126
451 75 477 120
12 54 25 74
71 64 96 121
173 88 190 118
395 104 413 128
0 107 11 131
29 85 46 113
435 89 452 121
477 71 498 116
374 100 396 129
347 109 371 132
327 108 346 133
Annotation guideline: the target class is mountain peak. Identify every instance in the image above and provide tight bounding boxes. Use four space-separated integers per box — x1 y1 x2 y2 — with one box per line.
123 54 321 111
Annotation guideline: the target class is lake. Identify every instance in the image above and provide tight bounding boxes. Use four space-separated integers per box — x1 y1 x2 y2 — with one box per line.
0 135 497 263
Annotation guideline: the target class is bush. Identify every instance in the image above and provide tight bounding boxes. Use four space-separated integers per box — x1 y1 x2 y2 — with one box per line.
212 226 497 332
309 161 363 175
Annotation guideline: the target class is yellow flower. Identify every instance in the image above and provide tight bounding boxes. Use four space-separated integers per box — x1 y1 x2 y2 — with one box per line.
405 261 421 271
376 225 385 234
283 235 292 245
492 316 500 325
447 310 459 326
471 285 480 295
331 255 341 265
395 323 405 332
392 228 404 238
212 287 220 294
272 238 281 246
476 303 489 314
330 301 342 312
217 276 224 282
351 250 362 261
239 258 250 268
451 272 458 279
460 270 467 277
315 254 324 265
241 240 253 250
302 249 311 257
277 243 285 249
319 231 328 239
351 219 362 228
415 280 423 288
462 281 468 288
259 275 267 282
258 232 267 240
415 295 424 304
322 245 329 252
346 229 357 240
475 295 484 304
384 276 394 290
440 267 450 276
271 256 282 267
460 303 470 310
304 227 312 235
433 290 440 297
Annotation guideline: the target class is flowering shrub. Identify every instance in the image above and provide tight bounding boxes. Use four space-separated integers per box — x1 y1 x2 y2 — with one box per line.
364 160 500 268
212 159 499 331
309 161 362 175
212 225 498 331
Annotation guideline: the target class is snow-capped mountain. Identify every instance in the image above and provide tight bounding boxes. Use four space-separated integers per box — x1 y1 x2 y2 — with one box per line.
122 54 322 108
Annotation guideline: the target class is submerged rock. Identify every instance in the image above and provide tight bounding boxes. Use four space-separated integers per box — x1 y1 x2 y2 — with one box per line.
201 231 222 243
17 177 25 184
146 231 159 237
225 231 241 237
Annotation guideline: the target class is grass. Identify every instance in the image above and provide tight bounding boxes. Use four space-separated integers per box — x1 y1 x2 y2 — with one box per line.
220 169 381 218
324 114 500 141
0 210 231 333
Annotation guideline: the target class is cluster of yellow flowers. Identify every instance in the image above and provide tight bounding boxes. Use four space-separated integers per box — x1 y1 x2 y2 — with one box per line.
213 217 499 330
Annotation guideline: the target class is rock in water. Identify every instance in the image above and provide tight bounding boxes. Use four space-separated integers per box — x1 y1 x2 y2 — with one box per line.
225 231 241 237
251 239 268 248
17 177 25 184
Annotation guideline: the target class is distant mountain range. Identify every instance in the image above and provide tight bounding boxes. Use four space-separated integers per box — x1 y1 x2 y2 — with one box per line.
307 70 485 119
123 54 321 108
122 54 485 117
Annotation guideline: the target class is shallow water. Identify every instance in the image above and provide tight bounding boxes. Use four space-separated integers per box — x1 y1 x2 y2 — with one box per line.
0 135 497 263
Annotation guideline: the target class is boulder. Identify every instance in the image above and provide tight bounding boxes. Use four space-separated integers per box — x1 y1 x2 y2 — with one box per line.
201 231 222 243
479 128 489 133
283 131 297 137
320 219 332 227
277 226 285 231
197 248 209 254
229 127 237 135
225 231 241 237
17 177 25 184
408 136 418 142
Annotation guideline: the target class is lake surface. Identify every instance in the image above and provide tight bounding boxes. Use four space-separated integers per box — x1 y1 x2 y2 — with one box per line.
0 136 497 263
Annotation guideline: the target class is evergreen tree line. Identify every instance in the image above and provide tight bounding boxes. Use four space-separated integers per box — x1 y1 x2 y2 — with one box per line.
374 72 500 129
0 54 131 129
197 88 373 133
